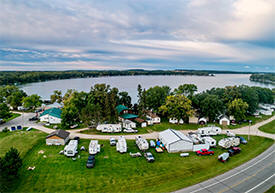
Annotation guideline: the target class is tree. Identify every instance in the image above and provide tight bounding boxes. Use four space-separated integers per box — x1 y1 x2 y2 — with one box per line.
238 85 259 114
22 94 42 109
118 92 132 107
228 98 248 122
145 86 171 112
174 84 197 97
61 104 80 127
137 84 146 117
50 90 62 104
199 94 224 122
0 103 10 118
0 147 22 177
159 95 194 122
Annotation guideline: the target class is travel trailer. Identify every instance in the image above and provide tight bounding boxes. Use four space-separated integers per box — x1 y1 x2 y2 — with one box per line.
89 140 101 155
135 136 149 151
202 136 216 147
64 140 78 157
198 125 221 136
218 137 240 149
116 136 127 153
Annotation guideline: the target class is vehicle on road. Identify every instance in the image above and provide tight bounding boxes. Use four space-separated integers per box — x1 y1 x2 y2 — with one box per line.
144 152 155 162
228 147 241 156
196 149 214 156
110 137 116 146
238 136 247 144
218 152 229 162
29 116 38 121
86 155 95 168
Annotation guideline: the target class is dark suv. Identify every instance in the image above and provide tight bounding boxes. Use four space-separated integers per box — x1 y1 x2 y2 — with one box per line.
228 147 241 156
86 155 95 168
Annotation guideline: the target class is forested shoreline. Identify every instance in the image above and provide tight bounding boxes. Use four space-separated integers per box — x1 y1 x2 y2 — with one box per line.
0 70 210 85
250 73 275 85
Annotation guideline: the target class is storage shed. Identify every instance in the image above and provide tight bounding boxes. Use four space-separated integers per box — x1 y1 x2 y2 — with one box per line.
46 129 70 145
159 129 193 153
219 115 230 126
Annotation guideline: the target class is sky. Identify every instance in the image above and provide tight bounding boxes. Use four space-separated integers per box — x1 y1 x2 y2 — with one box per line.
0 0 274 72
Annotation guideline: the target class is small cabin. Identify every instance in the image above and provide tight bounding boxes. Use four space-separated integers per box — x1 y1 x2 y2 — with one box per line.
46 129 70 145
135 118 147 128
219 115 230 126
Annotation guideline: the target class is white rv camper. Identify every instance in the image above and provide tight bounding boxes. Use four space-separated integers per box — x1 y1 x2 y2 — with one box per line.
202 136 216 147
198 125 221 136
64 140 78 157
135 136 149 151
116 136 127 153
218 137 240 149
89 140 101 155
96 124 122 133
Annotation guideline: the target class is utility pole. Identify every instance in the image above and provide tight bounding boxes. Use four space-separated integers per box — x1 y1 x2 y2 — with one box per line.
248 120 252 141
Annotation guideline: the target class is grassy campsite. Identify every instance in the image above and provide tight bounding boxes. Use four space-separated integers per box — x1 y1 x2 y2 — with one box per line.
0 129 273 193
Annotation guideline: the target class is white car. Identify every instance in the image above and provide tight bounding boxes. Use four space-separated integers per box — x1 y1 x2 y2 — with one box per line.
110 138 116 146
123 128 138 133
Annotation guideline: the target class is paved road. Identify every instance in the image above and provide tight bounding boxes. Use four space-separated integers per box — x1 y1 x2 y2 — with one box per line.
175 144 275 193
0 112 35 130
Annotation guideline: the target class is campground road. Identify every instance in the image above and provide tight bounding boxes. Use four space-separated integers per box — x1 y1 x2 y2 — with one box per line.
0 112 35 131
175 144 275 193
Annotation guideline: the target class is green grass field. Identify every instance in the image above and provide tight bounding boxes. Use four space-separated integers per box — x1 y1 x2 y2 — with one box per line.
258 120 275 134
0 129 46 157
0 130 273 193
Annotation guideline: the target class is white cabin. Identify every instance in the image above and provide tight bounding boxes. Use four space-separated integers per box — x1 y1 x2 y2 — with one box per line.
64 140 78 157
219 115 230 126
122 120 136 129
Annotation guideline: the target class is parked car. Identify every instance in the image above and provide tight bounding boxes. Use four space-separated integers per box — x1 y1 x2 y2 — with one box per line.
123 128 138 133
228 147 241 156
238 136 247 144
149 140 156 148
196 149 214 156
144 152 155 162
110 137 116 146
218 152 230 162
29 116 38 121
86 155 95 168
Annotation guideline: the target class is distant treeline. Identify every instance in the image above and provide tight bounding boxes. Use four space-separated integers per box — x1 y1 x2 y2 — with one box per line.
0 70 209 85
250 73 275 85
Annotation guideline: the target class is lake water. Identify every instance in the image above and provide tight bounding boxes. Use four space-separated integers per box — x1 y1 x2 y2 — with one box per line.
20 74 274 103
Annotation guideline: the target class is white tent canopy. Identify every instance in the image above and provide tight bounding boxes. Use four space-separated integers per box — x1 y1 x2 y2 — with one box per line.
159 129 193 153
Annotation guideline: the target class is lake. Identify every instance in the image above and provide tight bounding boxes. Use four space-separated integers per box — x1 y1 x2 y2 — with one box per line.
20 74 274 103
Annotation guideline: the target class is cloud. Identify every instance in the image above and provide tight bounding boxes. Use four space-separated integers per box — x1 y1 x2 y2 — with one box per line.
0 0 274 72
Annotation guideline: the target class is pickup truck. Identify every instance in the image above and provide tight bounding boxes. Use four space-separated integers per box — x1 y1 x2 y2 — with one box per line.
196 149 214 156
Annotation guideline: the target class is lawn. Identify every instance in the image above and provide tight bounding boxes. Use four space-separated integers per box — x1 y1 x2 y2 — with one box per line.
0 129 46 157
258 120 275 134
1 132 272 193
3 113 21 123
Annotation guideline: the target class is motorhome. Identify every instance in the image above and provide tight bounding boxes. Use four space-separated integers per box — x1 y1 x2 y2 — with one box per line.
218 137 240 149
116 136 127 153
89 140 101 155
202 136 216 147
64 140 78 157
135 136 149 151
198 125 221 136
96 124 122 133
